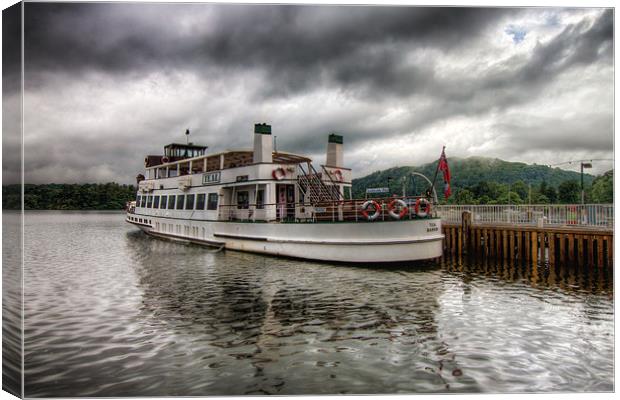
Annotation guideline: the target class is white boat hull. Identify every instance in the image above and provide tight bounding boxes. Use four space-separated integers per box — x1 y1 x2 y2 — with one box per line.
126 214 444 263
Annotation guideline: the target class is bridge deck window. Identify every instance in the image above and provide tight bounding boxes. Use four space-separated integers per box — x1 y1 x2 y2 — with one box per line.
160 195 168 209
168 195 176 209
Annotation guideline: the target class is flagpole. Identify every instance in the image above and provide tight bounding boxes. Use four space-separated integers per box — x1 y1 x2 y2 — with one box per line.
429 146 445 198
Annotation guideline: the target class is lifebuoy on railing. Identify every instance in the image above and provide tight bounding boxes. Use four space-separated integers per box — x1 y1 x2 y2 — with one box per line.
162 156 170 164
415 198 431 218
388 199 408 220
272 167 286 180
333 169 344 182
360 200 382 221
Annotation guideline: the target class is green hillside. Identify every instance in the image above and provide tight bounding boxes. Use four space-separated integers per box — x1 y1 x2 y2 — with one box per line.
352 156 605 204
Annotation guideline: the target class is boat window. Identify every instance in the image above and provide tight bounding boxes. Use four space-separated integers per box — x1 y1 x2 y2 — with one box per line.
237 191 249 209
186 194 195 210
176 194 185 210
153 195 160 209
160 195 167 209
168 195 175 209
168 168 178 177
147 195 153 208
207 193 218 210
136 195 141 206
182 163 190 176
196 193 206 210
141 196 147 207
256 189 264 209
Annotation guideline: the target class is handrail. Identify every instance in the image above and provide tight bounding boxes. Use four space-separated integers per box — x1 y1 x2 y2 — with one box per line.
320 165 344 201
435 204 613 229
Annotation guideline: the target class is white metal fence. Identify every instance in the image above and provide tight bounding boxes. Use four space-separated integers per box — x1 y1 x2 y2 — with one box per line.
435 204 614 230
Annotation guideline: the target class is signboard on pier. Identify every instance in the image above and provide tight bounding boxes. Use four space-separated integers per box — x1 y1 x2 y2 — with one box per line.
366 187 389 194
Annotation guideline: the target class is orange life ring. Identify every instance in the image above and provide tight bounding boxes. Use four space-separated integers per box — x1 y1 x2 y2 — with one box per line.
360 200 382 221
272 167 286 180
388 199 408 220
415 198 431 218
333 169 344 182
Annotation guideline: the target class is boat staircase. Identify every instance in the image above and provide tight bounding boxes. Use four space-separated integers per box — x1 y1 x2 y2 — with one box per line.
297 163 342 206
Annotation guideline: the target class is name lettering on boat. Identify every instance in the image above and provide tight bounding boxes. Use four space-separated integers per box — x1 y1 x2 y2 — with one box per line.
202 171 221 185
236 175 249 182
427 222 439 232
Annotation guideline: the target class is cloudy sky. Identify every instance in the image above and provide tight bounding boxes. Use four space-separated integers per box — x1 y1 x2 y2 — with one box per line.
3 2 614 184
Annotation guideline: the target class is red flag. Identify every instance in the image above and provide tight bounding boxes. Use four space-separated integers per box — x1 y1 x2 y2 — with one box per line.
438 148 451 199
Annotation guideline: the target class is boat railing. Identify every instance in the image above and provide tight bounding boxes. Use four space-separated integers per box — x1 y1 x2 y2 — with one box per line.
217 196 437 223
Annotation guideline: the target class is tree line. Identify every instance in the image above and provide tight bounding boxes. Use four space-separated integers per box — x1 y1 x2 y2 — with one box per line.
447 170 613 205
2 183 137 210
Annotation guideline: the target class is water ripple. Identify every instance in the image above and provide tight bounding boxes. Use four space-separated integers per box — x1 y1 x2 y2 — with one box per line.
19 211 614 396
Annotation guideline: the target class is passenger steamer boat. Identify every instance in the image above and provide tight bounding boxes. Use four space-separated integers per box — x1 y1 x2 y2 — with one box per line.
126 124 444 262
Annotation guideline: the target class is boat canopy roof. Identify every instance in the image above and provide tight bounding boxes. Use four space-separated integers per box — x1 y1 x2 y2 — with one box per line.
147 149 312 172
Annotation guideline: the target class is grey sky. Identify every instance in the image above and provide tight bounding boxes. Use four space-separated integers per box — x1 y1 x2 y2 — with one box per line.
4 3 614 184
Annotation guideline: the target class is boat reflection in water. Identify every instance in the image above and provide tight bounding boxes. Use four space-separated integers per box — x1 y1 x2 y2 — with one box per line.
123 230 613 395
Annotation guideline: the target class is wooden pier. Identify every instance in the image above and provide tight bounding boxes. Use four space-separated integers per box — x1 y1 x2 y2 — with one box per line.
441 212 614 268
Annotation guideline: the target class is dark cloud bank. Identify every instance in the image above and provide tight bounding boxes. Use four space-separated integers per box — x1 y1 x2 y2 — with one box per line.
5 3 613 184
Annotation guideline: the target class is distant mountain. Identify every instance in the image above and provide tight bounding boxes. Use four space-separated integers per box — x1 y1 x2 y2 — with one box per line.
351 156 596 199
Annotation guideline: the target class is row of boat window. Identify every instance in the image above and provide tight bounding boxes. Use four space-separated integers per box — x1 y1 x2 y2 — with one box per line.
128 216 151 225
137 193 219 211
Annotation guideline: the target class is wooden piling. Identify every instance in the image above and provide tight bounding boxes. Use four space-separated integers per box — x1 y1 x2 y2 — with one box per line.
525 231 531 261
568 234 575 263
441 221 612 269
596 235 604 268
548 232 555 265
577 235 584 266
607 235 613 268
587 236 594 267
559 233 565 264
496 230 501 258
531 231 538 264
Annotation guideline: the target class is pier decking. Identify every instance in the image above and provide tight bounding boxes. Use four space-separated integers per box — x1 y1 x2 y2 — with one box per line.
437 204 614 268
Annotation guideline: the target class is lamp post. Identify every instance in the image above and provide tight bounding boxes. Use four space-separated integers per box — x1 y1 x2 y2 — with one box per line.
580 162 592 204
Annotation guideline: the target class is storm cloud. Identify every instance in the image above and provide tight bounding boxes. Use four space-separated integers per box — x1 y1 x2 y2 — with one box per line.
6 3 614 184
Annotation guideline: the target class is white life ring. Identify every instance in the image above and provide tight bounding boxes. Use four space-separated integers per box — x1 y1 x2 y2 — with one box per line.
272 167 286 180
360 200 382 221
415 198 432 218
388 199 408 220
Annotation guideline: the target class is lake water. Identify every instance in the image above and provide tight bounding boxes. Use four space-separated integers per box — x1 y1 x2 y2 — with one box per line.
8 211 614 396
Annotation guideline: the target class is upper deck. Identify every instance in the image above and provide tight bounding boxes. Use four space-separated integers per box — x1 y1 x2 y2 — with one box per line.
142 149 314 181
